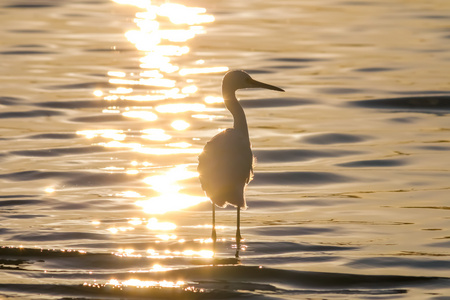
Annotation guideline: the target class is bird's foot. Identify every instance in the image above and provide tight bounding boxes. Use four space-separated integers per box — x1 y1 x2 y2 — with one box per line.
235 231 242 258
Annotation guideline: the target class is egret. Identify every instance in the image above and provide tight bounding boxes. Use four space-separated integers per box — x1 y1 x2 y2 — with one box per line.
198 70 284 258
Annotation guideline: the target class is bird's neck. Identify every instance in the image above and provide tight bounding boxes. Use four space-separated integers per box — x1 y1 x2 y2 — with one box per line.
223 88 249 141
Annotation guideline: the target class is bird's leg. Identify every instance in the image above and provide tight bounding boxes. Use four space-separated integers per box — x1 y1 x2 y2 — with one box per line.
211 203 216 256
235 206 242 258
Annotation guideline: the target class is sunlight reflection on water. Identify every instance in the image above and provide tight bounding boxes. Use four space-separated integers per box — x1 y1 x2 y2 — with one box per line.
77 0 225 218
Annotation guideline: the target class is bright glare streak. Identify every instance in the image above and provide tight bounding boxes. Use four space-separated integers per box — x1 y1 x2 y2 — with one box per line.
179 67 229 76
122 111 158 121
171 120 190 130
126 169 139 174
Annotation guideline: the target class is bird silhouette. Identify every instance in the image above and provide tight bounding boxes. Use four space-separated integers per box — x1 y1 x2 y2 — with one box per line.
198 70 284 258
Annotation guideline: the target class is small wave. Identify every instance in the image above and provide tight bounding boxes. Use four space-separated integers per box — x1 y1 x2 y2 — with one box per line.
253 171 353 186
0 50 56 55
0 247 448 299
70 114 129 123
11 145 105 157
301 133 371 145
0 110 64 119
350 96 450 113
337 159 407 167
240 97 315 108
0 96 24 105
254 148 362 163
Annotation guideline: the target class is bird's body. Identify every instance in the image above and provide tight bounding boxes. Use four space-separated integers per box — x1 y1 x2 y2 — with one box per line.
198 128 253 208
197 70 284 257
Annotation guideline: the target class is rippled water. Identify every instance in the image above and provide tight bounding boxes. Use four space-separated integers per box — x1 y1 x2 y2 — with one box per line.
1 0 449 299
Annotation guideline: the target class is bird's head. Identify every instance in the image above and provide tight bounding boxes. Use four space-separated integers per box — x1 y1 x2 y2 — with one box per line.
222 70 285 93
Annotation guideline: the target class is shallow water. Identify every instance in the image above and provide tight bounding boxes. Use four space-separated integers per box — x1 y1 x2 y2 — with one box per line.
1 0 449 299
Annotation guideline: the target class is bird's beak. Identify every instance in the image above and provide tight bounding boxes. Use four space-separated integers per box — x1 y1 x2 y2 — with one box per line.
249 78 285 92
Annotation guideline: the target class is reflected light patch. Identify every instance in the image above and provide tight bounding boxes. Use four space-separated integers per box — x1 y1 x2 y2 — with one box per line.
181 85 197 94
135 19 159 32
146 217 176 230
122 111 158 121
108 228 119 234
182 250 214 258
136 193 206 214
106 279 185 288
110 87 133 94
156 103 205 113
112 0 151 9
101 141 142 151
158 3 214 25
128 218 143 226
205 96 224 104
93 90 103 97
137 147 201 155
120 94 167 101
179 66 228 76
45 187 55 193
141 128 171 141
166 142 191 148
107 71 126 77
160 29 195 42
171 120 190 130
102 109 120 114
152 264 170 272
137 165 206 214
109 77 176 88
156 234 177 241
77 129 126 141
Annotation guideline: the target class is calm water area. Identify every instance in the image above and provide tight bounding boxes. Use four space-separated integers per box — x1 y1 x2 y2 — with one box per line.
1 0 449 298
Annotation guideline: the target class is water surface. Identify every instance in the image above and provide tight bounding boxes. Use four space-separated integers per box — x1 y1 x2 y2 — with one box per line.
1 0 449 298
